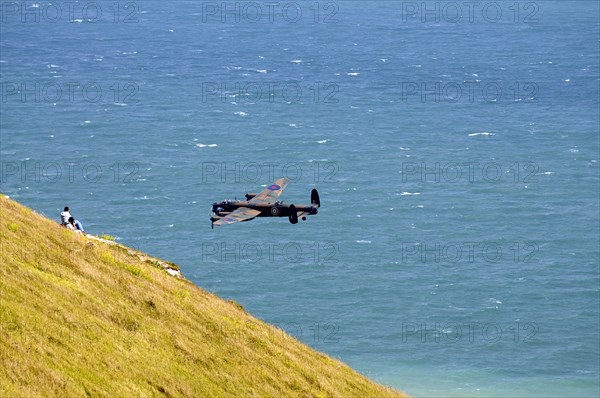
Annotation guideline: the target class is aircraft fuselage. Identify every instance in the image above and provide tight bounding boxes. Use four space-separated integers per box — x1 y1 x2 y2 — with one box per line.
212 200 317 218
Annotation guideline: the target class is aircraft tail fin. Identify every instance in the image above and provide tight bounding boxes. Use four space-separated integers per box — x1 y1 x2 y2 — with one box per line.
311 189 320 208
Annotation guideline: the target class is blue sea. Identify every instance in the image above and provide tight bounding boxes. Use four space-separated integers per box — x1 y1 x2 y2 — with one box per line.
1 1 599 396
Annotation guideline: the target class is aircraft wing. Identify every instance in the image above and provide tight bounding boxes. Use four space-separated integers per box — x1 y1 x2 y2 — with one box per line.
296 211 308 218
248 178 290 204
213 207 261 226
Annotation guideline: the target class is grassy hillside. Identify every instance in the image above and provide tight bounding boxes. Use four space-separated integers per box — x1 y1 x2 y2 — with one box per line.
0 195 408 398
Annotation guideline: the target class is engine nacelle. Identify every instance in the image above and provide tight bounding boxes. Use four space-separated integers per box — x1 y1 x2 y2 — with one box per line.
288 204 298 224
245 193 257 201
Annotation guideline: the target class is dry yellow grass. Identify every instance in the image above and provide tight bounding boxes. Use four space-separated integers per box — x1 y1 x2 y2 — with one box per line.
0 195 408 398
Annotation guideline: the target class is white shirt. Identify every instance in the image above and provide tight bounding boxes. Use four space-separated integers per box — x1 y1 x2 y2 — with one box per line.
61 211 71 225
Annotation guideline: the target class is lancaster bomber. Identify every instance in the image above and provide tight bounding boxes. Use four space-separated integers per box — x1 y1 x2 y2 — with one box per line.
210 178 320 228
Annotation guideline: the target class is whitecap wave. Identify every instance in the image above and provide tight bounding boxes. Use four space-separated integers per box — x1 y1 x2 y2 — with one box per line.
468 132 495 137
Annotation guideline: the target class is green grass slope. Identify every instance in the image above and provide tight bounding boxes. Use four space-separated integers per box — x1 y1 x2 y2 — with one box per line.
0 195 408 398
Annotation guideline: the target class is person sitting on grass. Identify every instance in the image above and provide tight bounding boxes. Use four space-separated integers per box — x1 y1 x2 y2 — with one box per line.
74 219 84 232
60 206 71 226
67 217 83 234
61 206 84 232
